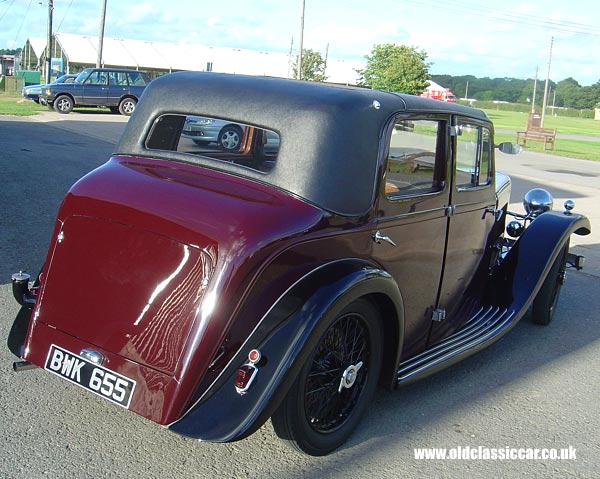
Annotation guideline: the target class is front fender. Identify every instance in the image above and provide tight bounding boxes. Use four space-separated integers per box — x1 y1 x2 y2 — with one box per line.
491 210 590 311
168 258 404 442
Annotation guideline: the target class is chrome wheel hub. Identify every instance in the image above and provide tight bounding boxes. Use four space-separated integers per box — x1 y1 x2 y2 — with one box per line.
338 361 363 393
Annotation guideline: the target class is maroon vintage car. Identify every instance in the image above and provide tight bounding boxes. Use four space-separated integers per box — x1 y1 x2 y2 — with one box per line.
9 72 590 456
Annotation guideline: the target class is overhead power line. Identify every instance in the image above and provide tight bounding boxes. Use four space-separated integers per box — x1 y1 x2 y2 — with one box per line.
56 0 77 33
0 0 16 23
407 0 600 38
13 0 33 47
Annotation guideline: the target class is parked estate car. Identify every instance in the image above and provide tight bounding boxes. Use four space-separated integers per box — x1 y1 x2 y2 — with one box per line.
38 67 150 115
9 72 590 456
21 74 77 103
182 115 280 152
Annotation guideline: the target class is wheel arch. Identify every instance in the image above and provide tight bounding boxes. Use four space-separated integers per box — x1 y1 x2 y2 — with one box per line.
53 92 75 104
119 94 138 103
168 258 405 442
490 210 590 312
221 123 243 133
361 291 404 389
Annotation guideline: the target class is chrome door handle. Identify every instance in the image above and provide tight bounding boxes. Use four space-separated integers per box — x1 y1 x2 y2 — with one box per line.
372 230 397 247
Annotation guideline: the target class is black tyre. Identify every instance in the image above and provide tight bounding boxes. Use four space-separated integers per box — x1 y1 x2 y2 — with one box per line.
271 299 383 456
532 241 569 325
118 97 137 116
54 95 73 114
218 125 243 151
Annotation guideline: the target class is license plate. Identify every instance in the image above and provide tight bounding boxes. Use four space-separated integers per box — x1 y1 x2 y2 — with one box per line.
44 344 136 409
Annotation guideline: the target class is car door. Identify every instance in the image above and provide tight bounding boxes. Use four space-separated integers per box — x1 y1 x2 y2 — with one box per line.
82 70 108 105
108 71 130 106
427 119 497 344
371 115 451 359
126 71 148 97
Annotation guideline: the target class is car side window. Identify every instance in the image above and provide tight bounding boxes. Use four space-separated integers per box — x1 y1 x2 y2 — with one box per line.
385 119 444 198
85 71 106 86
455 124 492 189
127 72 146 86
109 72 129 86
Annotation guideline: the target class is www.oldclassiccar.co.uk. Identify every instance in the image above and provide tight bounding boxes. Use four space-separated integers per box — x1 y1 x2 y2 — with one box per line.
414 446 577 461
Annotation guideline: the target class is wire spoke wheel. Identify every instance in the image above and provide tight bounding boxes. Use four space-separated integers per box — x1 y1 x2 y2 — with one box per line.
272 299 383 456
305 313 369 433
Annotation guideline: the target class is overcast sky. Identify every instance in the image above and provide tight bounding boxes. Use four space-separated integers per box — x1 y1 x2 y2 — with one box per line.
1 0 599 86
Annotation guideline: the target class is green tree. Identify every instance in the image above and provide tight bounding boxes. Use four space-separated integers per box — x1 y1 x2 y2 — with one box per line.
555 78 578 108
0 48 21 55
358 43 430 94
293 48 327 82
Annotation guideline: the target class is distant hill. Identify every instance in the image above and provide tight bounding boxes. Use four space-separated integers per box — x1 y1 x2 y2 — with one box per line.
431 74 599 110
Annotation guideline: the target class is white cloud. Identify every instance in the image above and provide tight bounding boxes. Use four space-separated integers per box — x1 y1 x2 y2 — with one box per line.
205 17 220 27
2 0 599 85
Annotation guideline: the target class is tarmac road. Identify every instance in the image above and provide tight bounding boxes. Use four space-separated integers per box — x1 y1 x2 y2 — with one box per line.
1 113 599 478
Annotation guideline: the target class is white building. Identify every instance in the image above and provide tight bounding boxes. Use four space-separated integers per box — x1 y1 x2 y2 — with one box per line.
23 33 364 85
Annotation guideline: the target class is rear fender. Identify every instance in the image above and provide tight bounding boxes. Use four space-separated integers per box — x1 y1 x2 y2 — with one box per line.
168 258 404 442
490 210 590 311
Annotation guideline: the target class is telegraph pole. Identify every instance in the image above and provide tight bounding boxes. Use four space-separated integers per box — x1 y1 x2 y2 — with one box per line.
297 0 305 80
541 37 554 127
96 0 107 68
531 67 538 113
45 0 53 84
287 37 293 78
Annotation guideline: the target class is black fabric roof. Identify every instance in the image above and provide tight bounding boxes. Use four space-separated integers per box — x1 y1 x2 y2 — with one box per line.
117 72 489 216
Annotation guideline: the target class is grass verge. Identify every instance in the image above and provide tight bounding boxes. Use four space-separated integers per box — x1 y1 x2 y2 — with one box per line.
484 109 600 138
0 92 46 116
495 133 599 161
1 93 117 116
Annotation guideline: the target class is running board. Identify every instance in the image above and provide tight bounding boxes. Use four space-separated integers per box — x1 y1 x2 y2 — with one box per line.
397 306 516 386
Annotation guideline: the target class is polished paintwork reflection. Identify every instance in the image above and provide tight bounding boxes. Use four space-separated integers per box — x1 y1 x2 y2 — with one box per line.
24 155 326 423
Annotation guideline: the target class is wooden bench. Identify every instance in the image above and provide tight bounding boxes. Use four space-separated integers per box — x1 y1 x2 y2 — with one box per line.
516 127 556 151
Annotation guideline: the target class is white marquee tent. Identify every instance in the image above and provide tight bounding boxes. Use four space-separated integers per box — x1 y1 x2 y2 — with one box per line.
26 33 363 84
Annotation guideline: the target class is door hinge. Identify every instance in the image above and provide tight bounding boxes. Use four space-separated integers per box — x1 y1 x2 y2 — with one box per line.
445 205 456 217
431 308 447 322
484 207 504 222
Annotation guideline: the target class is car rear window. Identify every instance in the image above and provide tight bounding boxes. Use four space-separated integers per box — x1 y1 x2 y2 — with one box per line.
146 114 279 174
127 72 148 86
